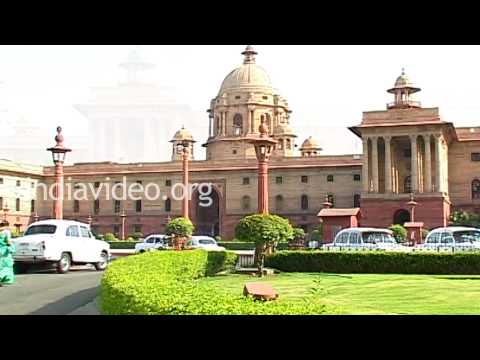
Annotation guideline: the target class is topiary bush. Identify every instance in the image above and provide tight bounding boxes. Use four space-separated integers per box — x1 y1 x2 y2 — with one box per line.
165 217 195 250
265 250 480 275
235 214 294 276
129 232 144 241
100 249 331 315
104 233 117 242
389 224 407 243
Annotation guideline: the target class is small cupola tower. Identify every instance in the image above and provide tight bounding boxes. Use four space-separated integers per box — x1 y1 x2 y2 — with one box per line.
387 69 421 109
300 136 322 157
170 126 195 161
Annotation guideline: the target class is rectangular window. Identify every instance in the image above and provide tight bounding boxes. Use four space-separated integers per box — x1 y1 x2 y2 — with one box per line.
94 182 100 188
134 224 142 233
114 200 121 214
0 178 3 185
16 180 21 187
165 179 172 187
16 198 20 212
472 153 480 161
301 176 308 183
93 199 100 215
136 180 142 185
31 200 35 213
73 200 80 213
0 197 3 210
354 174 361 181
404 149 411 158
136 200 142 213
243 177 250 185
276 177 283 184
31 182 35 188
327 175 334 182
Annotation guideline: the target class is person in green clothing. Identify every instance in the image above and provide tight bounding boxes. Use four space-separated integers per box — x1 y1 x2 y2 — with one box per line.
0 221 15 286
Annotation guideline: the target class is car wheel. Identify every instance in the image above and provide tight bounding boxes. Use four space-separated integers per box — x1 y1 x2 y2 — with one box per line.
56 253 71 274
94 251 109 271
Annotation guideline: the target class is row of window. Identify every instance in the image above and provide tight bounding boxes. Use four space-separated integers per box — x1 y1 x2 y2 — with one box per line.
0 197 35 212
0 178 35 188
242 174 361 185
74 199 172 215
91 225 142 236
240 194 361 211
89 180 173 188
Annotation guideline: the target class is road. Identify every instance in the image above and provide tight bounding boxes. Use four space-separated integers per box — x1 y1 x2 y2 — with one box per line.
0 265 103 315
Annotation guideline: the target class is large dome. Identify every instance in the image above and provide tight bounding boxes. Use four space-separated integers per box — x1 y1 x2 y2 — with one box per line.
218 46 273 95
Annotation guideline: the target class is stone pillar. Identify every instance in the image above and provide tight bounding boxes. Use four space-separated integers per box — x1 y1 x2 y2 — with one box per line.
435 134 443 193
371 136 379 193
362 137 369 193
384 136 392 193
208 116 213 137
221 112 225 136
410 135 418 193
258 160 269 214
423 134 432 192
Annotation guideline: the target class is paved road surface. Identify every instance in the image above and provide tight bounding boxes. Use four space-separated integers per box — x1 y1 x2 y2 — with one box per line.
0 266 103 315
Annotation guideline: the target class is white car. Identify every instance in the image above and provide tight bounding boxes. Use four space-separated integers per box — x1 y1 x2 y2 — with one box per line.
135 234 169 253
187 236 226 251
417 227 480 251
13 219 110 274
326 227 406 251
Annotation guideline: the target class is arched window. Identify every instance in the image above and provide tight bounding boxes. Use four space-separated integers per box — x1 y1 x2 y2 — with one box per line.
242 195 251 211
233 114 243 136
472 179 480 199
404 176 412 193
165 198 171 212
215 116 220 135
275 195 284 212
16 198 20 212
286 138 291 150
354 194 361 208
328 194 335 207
301 195 309 210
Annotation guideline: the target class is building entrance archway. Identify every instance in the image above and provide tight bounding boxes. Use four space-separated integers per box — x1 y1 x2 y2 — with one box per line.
191 187 220 237
393 209 411 225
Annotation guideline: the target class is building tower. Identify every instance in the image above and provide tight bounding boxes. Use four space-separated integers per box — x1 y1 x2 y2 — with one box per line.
387 69 421 109
203 46 296 161
300 136 322 157
170 126 195 161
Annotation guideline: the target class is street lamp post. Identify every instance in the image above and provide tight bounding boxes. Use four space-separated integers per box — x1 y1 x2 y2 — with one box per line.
120 209 127 240
407 193 418 222
177 140 191 219
249 120 277 214
47 127 71 220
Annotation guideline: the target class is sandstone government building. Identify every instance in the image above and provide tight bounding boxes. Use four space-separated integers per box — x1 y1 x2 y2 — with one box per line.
1 46 480 240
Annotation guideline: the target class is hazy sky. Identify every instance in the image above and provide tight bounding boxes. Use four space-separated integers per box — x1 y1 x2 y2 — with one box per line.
2 45 480 164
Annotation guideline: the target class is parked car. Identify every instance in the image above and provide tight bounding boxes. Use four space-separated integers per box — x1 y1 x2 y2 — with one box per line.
135 234 169 253
186 236 226 251
326 227 406 251
416 227 480 251
13 219 110 274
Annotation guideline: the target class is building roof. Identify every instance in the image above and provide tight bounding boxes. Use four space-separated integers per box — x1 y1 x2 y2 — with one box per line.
455 127 480 141
317 208 361 217
218 46 273 95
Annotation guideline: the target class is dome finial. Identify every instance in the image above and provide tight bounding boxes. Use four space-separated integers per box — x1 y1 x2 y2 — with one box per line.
242 45 257 64
401 67 405 76
259 117 269 137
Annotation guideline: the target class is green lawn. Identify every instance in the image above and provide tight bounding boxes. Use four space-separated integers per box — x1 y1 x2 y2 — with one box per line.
200 273 480 314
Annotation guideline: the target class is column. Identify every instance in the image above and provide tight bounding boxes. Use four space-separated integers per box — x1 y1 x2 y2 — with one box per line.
411 135 418 193
435 134 443 193
423 134 432 192
371 136 379 193
208 116 213 137
362 137 369 193
384 136 392 193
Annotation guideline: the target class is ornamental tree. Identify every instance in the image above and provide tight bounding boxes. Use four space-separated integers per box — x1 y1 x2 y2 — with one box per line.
235 214 294 276
389 224 407 243
165 217 195 250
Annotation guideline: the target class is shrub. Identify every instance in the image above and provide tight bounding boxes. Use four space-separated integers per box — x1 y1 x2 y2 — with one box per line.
389 224 407 243
108 241 139 249
235 214 294 276
104 233 117 242
129 232 144 241
310 229 322 243
265 251 480 275
165 217 194 237
292 228 305 240
101 250 331 315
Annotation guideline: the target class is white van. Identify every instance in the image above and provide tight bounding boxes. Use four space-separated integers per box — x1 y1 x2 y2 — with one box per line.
13 219 111 274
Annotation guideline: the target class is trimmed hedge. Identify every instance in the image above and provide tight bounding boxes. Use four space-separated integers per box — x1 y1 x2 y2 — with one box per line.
108 241 139 250
101 250 331 315
218 242 288 251
265 251 480 275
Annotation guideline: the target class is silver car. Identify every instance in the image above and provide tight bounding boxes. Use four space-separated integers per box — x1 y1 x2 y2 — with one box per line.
326 227 405 251
417 227 480 251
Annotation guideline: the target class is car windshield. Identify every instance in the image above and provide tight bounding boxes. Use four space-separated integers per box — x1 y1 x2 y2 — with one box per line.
452 230 480 243
362 232 396 244
198 239 215 245
25 225 57 235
